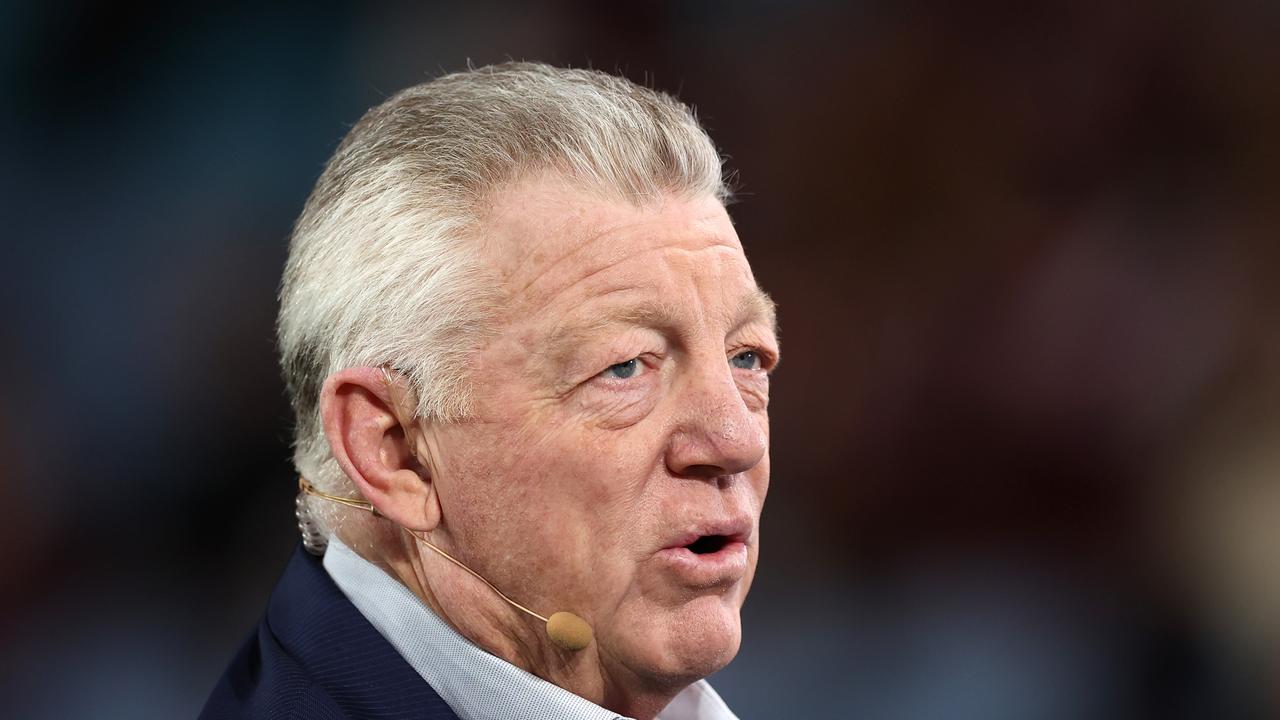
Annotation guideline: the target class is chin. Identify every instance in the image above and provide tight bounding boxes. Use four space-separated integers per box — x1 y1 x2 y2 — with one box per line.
607 594 744 684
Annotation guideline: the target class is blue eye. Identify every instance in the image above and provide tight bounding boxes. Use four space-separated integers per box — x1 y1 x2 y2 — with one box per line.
731 350 760 370
604 358 639 379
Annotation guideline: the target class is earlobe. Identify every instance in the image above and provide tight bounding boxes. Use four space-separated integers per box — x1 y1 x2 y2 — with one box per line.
319 367 442 533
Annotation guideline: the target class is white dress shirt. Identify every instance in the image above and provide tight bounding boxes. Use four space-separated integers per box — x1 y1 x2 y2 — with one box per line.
323 536 739 720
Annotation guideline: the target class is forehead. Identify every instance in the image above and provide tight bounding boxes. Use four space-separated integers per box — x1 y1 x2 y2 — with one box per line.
479 176 748 305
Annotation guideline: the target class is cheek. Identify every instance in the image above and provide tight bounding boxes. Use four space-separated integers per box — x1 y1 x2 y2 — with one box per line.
440 413 661 545
558 427 663 517
508 424 668 598
433 411 556 521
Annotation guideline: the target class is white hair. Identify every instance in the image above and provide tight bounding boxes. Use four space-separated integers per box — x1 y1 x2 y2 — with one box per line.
278 62 730 550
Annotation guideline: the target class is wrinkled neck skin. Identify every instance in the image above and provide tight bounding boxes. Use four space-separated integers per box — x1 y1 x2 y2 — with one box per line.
373 533 683 720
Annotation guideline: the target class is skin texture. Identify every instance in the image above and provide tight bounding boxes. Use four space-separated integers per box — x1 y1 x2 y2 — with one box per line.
320 175 778 720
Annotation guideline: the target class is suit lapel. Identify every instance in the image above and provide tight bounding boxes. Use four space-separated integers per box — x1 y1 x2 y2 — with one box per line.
266 545 462 720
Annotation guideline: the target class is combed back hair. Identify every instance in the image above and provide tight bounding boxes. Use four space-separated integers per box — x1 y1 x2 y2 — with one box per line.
279 61 730 548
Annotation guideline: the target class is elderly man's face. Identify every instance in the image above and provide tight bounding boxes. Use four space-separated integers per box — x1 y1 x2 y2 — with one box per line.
426 176 776 684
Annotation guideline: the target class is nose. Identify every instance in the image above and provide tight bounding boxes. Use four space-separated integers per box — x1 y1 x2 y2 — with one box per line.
665 354 768 481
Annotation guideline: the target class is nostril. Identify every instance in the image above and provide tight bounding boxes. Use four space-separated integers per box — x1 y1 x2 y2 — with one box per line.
686 535 728 554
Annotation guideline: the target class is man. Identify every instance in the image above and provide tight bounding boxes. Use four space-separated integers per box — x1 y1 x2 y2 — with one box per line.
203 62 779 720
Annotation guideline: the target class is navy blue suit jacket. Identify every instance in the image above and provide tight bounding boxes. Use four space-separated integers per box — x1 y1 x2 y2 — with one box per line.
201 544 461 720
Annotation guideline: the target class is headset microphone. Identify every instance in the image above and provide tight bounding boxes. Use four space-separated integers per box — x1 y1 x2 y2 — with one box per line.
298 477 594 651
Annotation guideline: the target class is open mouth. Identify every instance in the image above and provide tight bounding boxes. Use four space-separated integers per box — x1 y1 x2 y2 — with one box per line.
686 534 732 555
659 528 750 584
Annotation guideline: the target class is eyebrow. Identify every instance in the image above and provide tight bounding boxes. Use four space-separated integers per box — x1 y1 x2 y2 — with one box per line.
738 286 778 336
543 285 778 367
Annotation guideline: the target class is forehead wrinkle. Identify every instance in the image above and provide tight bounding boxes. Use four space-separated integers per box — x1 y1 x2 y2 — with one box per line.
516 239 743 325
498 207 740 300
510 219 629 296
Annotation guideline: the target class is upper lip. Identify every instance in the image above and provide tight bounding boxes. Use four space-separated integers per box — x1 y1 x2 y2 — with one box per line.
663 516 753 550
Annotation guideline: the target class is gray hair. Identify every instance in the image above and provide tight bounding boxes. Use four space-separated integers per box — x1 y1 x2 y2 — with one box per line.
278 62 730 549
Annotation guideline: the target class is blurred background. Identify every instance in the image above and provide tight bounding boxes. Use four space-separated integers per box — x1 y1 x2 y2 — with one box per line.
2 1 1278 718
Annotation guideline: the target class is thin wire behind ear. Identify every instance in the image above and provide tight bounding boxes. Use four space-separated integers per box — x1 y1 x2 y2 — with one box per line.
380 366 424 463
297 477 594 651
297 366 412 556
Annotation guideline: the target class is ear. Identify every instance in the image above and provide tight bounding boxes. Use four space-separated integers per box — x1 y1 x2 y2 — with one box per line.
320 367 441 532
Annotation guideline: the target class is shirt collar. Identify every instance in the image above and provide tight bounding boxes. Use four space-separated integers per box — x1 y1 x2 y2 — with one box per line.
322 535 738 720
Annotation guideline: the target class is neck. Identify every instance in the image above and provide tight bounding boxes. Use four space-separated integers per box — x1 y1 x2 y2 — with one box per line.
375 534 685 720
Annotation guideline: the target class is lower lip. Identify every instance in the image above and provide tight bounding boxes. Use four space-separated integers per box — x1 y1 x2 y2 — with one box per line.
655 541 749 586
